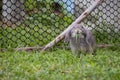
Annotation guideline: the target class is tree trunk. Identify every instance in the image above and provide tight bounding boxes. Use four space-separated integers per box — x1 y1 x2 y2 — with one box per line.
42 0 103 51
2 0 25 28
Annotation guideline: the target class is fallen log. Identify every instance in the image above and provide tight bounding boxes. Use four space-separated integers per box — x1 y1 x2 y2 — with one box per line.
43 0 103 51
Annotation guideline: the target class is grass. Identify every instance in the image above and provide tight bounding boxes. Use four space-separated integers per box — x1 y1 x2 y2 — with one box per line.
0 48 120 80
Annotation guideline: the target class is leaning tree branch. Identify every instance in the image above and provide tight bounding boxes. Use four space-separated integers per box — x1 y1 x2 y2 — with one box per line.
42 0 103 51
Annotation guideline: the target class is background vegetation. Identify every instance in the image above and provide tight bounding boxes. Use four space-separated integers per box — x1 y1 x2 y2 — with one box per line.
0 0 74 48
1 0 120 48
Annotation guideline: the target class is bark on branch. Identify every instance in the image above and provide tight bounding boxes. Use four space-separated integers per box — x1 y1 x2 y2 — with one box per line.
42 0 103 51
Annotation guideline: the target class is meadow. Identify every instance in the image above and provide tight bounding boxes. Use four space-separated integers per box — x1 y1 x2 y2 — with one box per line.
0 47 120 80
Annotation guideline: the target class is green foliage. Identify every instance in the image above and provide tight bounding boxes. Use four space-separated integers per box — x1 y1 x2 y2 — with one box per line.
0 0 74 48
94 30 120 44
93 20 120 44
0 13 74 48
25 0 37 10
1 0 120 49
0 48 120 80
83 12 120 44
24 0 60 13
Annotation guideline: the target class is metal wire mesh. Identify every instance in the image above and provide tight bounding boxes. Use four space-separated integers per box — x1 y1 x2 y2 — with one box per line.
0 0 120 48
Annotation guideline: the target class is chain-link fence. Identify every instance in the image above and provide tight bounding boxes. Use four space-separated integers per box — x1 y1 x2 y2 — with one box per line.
0 0 120 48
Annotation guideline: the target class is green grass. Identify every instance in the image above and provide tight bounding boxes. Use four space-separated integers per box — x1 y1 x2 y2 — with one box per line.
0 48 120 80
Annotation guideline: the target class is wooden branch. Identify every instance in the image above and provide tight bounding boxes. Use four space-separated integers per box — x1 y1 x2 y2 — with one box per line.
97 44 114 48
0 44 118 52
41 0 103 51
15 44 116 51
15 46 44 51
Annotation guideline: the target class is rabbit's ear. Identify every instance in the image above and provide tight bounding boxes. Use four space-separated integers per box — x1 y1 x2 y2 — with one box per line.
64 31 71 43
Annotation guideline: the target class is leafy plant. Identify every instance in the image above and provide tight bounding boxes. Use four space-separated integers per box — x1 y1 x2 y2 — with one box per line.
0 13 74 48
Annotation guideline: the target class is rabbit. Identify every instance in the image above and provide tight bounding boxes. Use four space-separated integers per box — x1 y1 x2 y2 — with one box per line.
64 24 96 56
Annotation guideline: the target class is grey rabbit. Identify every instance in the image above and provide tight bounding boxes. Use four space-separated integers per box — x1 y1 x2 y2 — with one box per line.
64 24 97 56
